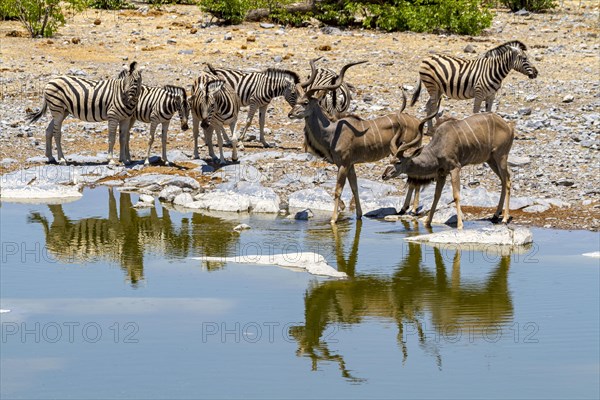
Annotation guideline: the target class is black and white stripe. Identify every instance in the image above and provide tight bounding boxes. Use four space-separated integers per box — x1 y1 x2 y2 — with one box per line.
306 66 355 118
190 72 240 164
27 62 143 164
205 64 300 147
119 82 190 165
411 40 538 130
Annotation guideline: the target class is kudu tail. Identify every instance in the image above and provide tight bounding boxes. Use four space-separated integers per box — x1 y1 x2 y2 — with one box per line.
26 99 48 124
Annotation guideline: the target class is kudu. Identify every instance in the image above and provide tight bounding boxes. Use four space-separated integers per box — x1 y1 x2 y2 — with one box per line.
382 112 515 229
288 60 431 224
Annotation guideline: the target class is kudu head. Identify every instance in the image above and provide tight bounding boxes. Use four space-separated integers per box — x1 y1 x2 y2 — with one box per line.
288 59 366 120
382 105 439 181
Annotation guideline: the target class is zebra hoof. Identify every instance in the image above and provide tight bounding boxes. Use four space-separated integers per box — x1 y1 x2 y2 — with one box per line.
47 157 58 165
58 158 67 166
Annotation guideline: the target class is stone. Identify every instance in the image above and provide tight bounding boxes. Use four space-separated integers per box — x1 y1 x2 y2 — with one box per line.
0 158 18 166
365 207 398 219
94 19 101 25
178 49 193 55
173 192 194 206
555 178 574 187
274 55 283 63
514 9 530 16
522 204 550 213
224 32 232 40
167 39 177 45
562 95 574 103
294 209 314 220
139 194 154 204
289 188 334 212
406 225 533 246
518 107 532 116
189 191 251 212
233 224 251 232
508 155 531 166
158 185 183 202
71 37 81 44
134 200 154 208
260 23 275 29
463 44 476 53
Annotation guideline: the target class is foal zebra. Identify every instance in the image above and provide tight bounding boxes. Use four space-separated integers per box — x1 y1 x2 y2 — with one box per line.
117 78 190 165
27 62 143 164
190 72 240 164
411 40 538 131
205 63 300 147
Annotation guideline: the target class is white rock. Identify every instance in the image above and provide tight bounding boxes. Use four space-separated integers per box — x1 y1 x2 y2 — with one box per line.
173 192 194 206
407 225 533 246
508 155 531 166
139 194 154 204
233 224 251 231
189 191 251 212
134 200 154 208
289 187 335 211
582 252 600 258
158 185 183 202
194 252 347 278
522 204 550 213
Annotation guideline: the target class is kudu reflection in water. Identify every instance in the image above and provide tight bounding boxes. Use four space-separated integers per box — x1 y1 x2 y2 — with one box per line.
289 221 513 381
28 188 239 286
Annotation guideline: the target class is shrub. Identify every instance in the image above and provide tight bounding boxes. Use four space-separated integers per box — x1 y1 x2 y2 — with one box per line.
89 0 129 10
501 0 557 12
2 0 87 37
200 0 253 24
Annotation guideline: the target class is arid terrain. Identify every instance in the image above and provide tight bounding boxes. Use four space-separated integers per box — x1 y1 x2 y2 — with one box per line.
0 2 598 230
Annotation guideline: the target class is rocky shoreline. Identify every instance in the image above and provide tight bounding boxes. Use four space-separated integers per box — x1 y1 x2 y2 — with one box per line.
0 3 598 231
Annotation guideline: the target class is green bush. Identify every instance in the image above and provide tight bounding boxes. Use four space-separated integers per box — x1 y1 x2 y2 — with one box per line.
200 0 253 24
89 0 129 10
272 0 493 36
501 0 557 12
2 0 87 37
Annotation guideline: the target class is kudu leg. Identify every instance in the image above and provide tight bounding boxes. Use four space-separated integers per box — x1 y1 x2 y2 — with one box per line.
411 185 421 215
450 168 463 229
400 184 414 215
331 166 349 224
426 176 446 228
488 159 511 224
347 165 362 219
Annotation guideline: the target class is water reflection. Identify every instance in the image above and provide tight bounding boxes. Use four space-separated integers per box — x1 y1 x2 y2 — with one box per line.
290 221 513 380
28 188 238 286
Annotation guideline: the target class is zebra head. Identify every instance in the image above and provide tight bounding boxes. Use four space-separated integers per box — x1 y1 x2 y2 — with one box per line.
192 77 224 129
511 46 538 79
179 92 190 131
120 62 143 107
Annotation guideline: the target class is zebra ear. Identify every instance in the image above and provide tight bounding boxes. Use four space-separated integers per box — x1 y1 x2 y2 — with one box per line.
118 69 127 80
129 61 138 74
207 80 224 95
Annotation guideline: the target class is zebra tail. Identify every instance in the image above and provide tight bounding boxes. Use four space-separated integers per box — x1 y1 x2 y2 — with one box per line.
26 99 47 124
409 77 421 107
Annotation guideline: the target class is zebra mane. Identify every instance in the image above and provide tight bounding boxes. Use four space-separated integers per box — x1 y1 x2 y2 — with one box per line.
263 68 300 83
482 40 528 58
117 69 127 79
163 85 187 99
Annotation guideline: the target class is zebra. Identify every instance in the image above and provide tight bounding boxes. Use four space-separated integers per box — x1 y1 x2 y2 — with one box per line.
190 72 240 164
410 40 538 131
299 57 356 119
205 63 300 147
116 76 190 166
26 62 143 164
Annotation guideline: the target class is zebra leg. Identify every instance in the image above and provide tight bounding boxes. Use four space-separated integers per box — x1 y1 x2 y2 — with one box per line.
473 88 485 113
45 119 57 164
258 105 270 148
203 126 218 162
145 121 158 165
214 126 226 165
161 121 170 166
192 117 201 159
119 119 131 164
52 113 67 165
485 92 496 113
425 95 440 133
238 103 258 142
107 119 119 165
229 122 238 162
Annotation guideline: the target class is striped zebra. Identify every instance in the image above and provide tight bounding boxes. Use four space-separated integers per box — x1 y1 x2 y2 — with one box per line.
26 62 143 164
297 57 357 120
411 40 538 131
116 76 190 165
190 72 240 164
205 63 300 147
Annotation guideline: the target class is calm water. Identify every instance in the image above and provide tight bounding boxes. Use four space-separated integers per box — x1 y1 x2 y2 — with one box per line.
1 187 599 399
